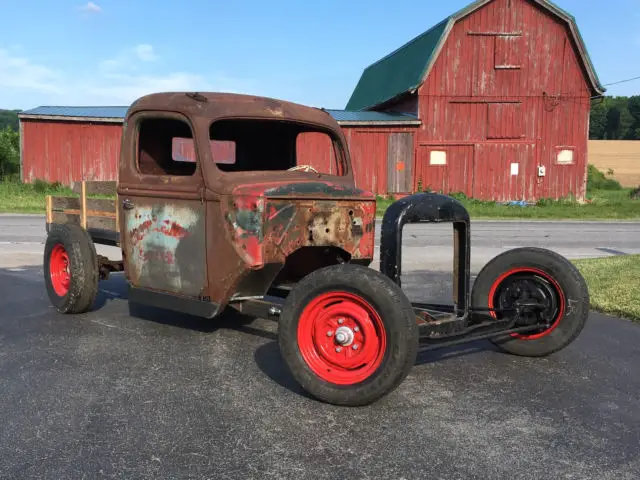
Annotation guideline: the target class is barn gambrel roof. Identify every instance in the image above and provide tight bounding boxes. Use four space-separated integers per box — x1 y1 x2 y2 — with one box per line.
345 0 605 111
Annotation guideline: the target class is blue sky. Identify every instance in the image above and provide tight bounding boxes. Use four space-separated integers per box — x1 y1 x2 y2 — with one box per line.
0 0 638 110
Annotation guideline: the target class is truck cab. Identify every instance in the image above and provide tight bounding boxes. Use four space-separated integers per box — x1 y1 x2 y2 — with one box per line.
115 92 377 316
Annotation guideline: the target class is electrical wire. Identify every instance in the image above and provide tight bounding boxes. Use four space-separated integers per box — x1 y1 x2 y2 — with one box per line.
602 75 640 87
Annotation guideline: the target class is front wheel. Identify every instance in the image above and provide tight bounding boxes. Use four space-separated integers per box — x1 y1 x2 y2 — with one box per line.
278 264 419 406
471 247 590 357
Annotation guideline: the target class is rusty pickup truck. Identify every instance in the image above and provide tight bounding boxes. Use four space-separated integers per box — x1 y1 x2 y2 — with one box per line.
43 92 590 406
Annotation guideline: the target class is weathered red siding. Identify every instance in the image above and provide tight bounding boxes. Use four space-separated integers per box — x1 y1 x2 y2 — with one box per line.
21 120 122 184
417 0 592 201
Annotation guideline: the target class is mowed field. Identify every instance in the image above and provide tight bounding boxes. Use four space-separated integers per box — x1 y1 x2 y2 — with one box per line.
588 140 640 187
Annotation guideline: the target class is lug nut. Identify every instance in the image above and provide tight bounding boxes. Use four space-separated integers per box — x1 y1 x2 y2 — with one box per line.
327 331 333 337
354 327 359 332
352 344 358 350
338 318 344 324
336 347 342 353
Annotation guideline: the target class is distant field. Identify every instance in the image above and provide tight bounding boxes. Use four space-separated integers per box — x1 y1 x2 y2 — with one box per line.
588 140 640 188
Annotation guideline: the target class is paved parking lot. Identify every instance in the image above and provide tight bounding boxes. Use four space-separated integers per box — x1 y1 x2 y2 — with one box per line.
1 215 639 479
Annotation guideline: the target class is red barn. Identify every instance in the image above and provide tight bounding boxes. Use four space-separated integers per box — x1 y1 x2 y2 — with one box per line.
18 0 603 201
345 0 605 201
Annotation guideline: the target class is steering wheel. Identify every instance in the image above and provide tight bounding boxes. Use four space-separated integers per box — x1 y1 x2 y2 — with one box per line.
288 165 320 174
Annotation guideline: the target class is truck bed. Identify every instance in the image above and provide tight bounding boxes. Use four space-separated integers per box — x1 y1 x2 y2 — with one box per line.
45 180 120 246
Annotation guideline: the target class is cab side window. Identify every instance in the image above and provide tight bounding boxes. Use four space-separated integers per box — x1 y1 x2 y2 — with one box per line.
137 117 197 176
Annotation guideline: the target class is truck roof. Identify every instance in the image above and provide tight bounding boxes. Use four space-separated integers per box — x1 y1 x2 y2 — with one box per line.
127 91 342 133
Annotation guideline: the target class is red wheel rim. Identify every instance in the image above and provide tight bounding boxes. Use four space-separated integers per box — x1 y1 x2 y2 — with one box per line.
49 244 71 297
488 267 565 340
297 291 387 385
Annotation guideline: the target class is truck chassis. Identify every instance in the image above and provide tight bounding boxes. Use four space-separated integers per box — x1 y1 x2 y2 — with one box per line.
43 180 590 406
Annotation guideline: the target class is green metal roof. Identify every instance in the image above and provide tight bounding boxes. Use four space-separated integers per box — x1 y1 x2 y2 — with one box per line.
345 0 605 111
345 18 448 112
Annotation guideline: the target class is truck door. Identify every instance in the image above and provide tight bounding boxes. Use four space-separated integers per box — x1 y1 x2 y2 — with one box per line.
117 112 207 298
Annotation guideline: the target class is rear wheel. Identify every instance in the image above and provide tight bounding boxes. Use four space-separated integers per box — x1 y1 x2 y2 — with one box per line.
278 264 418 406
471 247 590 357
44 223 99 314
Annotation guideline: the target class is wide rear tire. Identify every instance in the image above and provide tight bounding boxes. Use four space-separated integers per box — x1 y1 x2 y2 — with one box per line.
278 264 419 406
471 247 590 357
44 223 99 314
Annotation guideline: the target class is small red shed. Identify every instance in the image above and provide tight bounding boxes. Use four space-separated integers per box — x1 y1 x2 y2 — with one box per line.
346 0 605 201
17 106 420 194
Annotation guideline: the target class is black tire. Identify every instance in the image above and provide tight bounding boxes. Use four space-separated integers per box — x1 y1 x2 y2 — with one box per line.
278 264 419 406
471 247 590 357
43 223 99 314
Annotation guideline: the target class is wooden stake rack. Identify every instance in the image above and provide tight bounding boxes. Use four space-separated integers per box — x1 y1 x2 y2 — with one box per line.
45 181 119 233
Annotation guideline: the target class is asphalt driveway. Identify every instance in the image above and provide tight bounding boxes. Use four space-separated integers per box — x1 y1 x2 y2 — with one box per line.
1 265 638 479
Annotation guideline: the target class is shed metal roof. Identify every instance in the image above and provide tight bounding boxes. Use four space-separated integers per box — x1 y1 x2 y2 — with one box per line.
18 105 420 126
20 106 130 118
345 0 605 111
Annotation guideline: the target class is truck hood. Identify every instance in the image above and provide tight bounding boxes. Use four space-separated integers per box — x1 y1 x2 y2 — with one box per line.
231 180 375 200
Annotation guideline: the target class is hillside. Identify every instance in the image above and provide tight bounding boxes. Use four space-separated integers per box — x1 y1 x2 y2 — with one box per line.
0 110 20 131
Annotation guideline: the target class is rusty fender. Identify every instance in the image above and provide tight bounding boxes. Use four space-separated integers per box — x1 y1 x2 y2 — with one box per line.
223 196 376 268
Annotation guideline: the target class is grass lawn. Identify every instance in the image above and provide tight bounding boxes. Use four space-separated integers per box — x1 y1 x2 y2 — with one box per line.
375 189 640 220
0 181 112 214
573 255 640 322
1 180 639 220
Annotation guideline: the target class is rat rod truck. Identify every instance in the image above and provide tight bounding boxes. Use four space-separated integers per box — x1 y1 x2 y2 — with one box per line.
43 92 590 406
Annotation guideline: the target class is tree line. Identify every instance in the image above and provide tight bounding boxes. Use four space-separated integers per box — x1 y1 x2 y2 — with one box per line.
589 96 640 140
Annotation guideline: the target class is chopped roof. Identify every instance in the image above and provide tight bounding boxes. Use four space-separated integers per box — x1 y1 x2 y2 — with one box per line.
345 0 605 111
18 105 419 125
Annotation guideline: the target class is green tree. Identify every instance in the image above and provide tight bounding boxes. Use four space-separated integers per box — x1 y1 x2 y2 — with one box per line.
589 100 607 139
0 110 20 131
0 126 20 180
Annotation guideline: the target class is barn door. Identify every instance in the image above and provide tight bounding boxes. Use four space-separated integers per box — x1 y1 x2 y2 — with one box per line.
387 132 413 194
472 143 535 201
416 145 474 196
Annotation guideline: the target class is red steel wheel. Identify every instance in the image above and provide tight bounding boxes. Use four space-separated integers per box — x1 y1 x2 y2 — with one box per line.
49 243 71 297
44 223 99 314
279 264 418 406
471 247 589 357
297 291 387 385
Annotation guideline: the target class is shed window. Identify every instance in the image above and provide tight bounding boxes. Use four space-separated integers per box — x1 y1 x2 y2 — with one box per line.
495 35 521 69
430 150 447 165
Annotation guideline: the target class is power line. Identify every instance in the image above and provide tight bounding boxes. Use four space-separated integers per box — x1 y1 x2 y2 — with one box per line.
603 75 640 87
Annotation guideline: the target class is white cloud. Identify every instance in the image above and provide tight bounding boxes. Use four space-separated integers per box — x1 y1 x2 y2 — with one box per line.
99 44 159 72
0 46 258 108
80 2 102 14
134 44 158 62
87 73 214 103
0 49 64 94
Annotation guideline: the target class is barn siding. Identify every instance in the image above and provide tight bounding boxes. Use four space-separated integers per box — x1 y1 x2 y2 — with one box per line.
417 0 592 201
21 120 122 184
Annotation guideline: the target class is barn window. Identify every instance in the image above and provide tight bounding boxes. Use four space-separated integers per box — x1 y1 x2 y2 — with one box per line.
494 35 522 70
137 117 198 176
209 118 346 175
556 147 575 165
430 150 447 165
